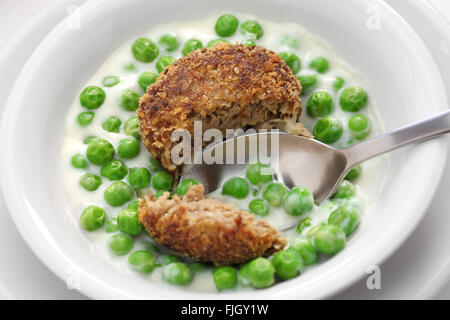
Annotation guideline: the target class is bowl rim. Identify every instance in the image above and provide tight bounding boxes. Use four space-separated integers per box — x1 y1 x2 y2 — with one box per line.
0 0 448 299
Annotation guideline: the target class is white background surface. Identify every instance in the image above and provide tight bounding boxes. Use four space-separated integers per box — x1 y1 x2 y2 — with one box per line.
0 0 449 299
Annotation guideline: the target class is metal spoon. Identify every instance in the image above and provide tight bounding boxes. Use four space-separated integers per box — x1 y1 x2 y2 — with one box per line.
181 110 450 205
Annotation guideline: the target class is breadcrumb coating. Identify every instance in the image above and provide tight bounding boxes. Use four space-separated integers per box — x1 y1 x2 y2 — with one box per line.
137 43 311 173
138 184 287 266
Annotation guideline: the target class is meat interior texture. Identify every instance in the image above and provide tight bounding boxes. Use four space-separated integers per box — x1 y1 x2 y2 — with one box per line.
139 184 287 266
137 43 312 175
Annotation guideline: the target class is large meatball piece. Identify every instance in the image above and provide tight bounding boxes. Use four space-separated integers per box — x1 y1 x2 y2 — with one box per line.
137 43 311 174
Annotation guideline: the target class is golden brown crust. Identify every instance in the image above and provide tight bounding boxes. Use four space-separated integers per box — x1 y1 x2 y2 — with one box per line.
138 184 287 266
137 43 311 173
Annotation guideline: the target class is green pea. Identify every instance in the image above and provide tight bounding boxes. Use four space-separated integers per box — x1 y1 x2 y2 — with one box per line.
86 139 115 165
279 52 301 74
83 136 98 145
159 254 181 266
238 263 252 287
221 177 249 199
182 39 203 56
152 171 174 191
280 34 300 49
79 173 102 191
240 20 264 39
249 199 270 216
102 116 122 133
296 217 312 234
123 116 140 139
128 167 151 190
215 14 239 37
118 137 140 159
332 180 356 199
307 91 333 118
109 233 133 256
156 56 176 73
149 157 162 172
100 159 128 181
245 163 273 185
340 86 368 112
213 266 238 291
128 250 157 273
102 75 120 87
348 114 371 140
333 77 345 91
175 178 199 196
207 39 228 47
121 89 140 111
190 262 207 273
131 38 159 63
328 205 361 236
297 75 317 92
241 257 275 289
71 154 87 169
163 262 194 286
79 86 105 109
272 249 303 280
104 181 134 207
345 165 361 181
159 33 179 52
262 182 287 207
77 111 95 127
117 208 142 236
80 205 106 231
105 218 119 233
312 224 346 255
309 57 329 73
127 200 139 211
243 38 256 47
283 186 314 216
138 71 158 91
289 237 318 266
313 116 343 144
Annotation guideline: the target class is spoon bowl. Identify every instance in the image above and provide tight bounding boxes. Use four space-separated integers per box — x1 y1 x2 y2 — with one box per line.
182 132 348 203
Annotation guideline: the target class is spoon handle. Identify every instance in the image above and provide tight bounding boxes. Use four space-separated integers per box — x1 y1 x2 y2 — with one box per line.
342 110 450 168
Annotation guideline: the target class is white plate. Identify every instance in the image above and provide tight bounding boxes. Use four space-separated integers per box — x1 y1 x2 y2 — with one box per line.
334 0 450 299
0 0 448 300
0 0 87 300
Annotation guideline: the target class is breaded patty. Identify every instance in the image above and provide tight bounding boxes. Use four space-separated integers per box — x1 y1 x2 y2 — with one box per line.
137 43 311 173
138 184 287 266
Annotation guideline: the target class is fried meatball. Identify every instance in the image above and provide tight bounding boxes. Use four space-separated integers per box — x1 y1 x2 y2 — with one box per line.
138 184 287 266
137 43 311 174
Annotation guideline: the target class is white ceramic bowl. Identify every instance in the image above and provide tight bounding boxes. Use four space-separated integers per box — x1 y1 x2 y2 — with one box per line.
0 0 447 299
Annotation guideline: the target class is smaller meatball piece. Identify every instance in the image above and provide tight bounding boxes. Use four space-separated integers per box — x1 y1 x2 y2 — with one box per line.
138 184 287 266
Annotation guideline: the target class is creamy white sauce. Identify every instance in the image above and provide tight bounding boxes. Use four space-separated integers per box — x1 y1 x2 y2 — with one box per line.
61 12 388 292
